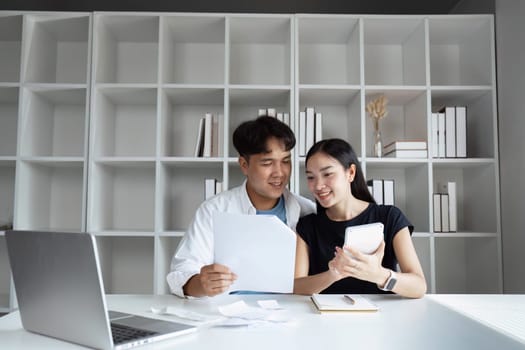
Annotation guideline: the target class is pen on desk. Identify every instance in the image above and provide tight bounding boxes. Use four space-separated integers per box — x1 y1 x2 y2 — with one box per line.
344 295 355 305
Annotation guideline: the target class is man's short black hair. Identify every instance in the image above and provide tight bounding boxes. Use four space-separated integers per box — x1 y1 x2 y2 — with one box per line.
232 116 296 159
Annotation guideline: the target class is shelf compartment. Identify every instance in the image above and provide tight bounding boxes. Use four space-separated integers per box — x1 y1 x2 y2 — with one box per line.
412 236 431 291
97 236 154 294
433 162 497 233
0 87 19 156
95 15 159 84
160 87 224 157
16 160 84 231
159 162 223 232
296 162 315 202
89 162 155 232
0 14 22 82
229 16 292 85
19 87 87 157
228 87 291 157
0 163 15 231
156 236 183 294
365 89 428 158
161 15 225 84
435 236 500 293
363 17 426 86
92 87 157 157
0 235 11 310
365 162 430 232
23 14 90 84
431 88 495 158
297 16 360 85
227 162 246 192
429 16 493 86
298 88 361 154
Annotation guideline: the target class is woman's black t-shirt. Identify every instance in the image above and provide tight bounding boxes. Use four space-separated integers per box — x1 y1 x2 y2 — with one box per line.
296 203 413 294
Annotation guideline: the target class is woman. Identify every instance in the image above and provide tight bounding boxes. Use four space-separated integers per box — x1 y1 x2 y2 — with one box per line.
294 138 426 298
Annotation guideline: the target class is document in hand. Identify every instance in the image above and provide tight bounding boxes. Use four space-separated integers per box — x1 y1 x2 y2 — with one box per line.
310 294 379 313
213 213 296 293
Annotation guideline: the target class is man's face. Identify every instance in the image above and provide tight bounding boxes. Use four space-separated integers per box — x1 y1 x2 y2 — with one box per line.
239 137 292 210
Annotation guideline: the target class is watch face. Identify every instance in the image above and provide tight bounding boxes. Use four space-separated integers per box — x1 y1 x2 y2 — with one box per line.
385 277 397 291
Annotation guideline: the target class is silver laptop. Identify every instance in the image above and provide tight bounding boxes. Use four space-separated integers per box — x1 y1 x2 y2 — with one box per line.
5 230 196 350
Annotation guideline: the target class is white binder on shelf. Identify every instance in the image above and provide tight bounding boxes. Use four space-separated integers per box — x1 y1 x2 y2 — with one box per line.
203 113 213 157
444 106 456 158
438 112 446 158
299 111 307 156
439 181 457 232
367 179 383 205
194 117 205 157
383 179 395 206
455 106 467 158
441 194 450 233
433 194 442 233
315 112 323 143
305 107 315 153
432 113 439 158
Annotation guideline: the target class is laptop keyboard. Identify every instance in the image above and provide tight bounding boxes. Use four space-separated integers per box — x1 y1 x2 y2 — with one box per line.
111 323 158 345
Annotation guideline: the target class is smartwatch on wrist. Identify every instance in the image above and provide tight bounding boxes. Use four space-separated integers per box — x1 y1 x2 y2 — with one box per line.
379 270 397 291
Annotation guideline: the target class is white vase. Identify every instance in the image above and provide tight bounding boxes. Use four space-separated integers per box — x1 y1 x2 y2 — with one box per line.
373 129 383 158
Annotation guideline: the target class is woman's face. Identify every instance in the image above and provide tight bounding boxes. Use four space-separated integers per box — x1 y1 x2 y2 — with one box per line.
305 152 355 209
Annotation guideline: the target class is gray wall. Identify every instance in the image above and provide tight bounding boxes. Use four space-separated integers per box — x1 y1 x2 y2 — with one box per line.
454 0 525 293
451 0 494 13
495 0 525 293
0 0 462 13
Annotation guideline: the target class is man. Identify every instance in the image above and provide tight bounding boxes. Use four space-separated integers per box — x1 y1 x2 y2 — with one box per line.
167 116 315 297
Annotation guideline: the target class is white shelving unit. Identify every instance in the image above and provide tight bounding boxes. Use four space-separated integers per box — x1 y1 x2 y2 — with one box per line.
0 12 92 312
296 14 500 293
0 12 22 313
0 12 500 307
87 13 294 295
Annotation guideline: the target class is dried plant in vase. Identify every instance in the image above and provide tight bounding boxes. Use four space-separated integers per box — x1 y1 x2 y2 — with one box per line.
366 95 389 157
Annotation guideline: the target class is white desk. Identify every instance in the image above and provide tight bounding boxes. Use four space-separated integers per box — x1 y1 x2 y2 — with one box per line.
428 294 525 344
1 294 524 349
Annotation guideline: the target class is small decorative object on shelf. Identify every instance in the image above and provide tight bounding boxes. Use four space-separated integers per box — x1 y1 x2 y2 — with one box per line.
366 95 388 157
0 219 13 231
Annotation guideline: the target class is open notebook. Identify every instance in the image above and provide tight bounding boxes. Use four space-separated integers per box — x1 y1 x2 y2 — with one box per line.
311 294 379 313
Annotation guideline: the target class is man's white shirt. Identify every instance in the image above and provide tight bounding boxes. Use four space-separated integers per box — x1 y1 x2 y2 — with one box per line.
166 180 315 297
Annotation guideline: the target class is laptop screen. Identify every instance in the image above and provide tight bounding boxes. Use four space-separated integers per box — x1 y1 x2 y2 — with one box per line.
6 230 114 349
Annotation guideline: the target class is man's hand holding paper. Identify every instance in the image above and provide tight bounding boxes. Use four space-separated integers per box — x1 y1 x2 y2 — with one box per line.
198 263 238 297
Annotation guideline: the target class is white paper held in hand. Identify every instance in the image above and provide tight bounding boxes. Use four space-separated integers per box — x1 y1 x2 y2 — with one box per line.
344 222 384 255
213 213 296 293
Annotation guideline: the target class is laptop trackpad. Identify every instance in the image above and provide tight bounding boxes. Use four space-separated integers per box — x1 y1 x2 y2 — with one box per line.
112 315 195 334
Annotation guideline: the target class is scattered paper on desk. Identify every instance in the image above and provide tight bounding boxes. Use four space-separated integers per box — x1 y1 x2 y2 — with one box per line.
218 301 268 320
216 300 293 326
257 299 283 310
150 306 223 323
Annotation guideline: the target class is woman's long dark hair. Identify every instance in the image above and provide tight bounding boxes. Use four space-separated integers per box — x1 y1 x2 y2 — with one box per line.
305 138 376 205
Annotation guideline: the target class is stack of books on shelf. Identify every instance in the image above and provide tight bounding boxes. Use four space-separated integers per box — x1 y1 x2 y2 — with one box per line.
298 107 323 156
431 106 467 158
258 108 292 128
194 113 222 157
433 181 457 233
384 140 428 158
204 178 223 200
366 179 394 205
